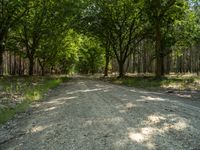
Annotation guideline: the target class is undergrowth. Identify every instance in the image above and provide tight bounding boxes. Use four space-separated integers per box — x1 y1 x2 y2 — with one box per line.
0 76 68 124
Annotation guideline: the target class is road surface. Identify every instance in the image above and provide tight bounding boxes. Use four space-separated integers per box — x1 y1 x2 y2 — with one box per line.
0 78 200 150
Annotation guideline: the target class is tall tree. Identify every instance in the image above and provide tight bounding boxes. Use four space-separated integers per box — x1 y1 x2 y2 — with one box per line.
80 0 147 77
0 0 29 75
145 0 189 77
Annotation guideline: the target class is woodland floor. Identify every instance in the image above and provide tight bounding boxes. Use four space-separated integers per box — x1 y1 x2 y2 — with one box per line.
0 78 200 150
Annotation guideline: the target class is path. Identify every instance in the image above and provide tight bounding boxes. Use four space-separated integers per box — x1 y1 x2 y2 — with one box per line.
0 78 200 150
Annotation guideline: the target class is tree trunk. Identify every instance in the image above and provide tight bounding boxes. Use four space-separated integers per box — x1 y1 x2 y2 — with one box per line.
137 55 141 74
41 67 45 76
132 52 136 73
197 52 200 76
104 56 109 77
28 56 34 76
126 55 130 73
155 18 164 78
38 59 45 76
19 55 22 75
13 52 17 75
9 51 12 75
118 61 125 78
104 45 110 77
165 54 171 75
143 49 147 74
0 49 3 75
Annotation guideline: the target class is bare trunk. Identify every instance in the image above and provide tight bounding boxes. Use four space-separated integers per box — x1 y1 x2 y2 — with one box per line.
143 49 147 74
165 54 171 74
0 42 5 75
28 56 34 76
104 57 109 77
0 48 3 75
155 18 164 78
118 60 125 78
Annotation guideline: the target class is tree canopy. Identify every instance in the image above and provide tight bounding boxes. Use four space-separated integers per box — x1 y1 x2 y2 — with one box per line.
0 0 199 77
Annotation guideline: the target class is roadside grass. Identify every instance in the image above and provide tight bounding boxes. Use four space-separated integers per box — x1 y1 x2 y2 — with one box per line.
111 74 200 91
0 76 68 124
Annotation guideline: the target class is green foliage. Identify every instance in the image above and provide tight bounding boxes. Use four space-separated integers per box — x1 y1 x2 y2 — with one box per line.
1 0 200 76
77 36 104 74
55 30 80 74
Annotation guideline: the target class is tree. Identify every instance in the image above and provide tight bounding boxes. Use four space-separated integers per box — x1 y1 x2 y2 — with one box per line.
0 0 29 75
80 0 147 77
144 0 189 77
77 36 104 74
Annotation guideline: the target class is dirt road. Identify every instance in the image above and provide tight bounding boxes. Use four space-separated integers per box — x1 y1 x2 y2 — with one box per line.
0 78 200 150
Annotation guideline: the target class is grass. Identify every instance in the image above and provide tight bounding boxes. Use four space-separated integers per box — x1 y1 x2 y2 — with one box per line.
111 74 200 91
0 76 68 124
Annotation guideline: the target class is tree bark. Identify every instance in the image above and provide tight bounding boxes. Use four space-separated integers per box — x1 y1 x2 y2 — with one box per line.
155 18 164 78
165 54 171 74
28 56 34 76
0 48 3 75
104 55 109 77
143 48 147 74
118 60 125 78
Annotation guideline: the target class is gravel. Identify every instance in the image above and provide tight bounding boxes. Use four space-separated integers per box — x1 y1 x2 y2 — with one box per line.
0 78 200 150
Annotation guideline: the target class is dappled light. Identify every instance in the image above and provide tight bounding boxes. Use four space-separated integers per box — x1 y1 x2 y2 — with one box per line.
1 79 200 150
147 115 166 124
129 133 145 143
66 88 103 95
127 113 189 149
0 0 200 149
47 96 77 105
31 125 51 134
130 90 164 95
139 96 166 102
126 102 136 109
43 107 57 112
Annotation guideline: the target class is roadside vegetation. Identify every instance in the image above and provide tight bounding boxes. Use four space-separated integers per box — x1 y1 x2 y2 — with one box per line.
110 74 200 91
0 76 68 124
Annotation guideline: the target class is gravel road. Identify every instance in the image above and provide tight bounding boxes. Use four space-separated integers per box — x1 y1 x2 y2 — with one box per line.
0 78 200 150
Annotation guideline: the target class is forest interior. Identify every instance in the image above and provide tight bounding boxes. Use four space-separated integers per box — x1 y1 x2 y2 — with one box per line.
0 0 200 150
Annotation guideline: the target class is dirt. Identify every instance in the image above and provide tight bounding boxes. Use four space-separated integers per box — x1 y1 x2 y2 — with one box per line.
0 78 200 150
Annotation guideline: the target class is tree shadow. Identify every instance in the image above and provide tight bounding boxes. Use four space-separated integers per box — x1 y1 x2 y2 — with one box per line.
1 80 200 150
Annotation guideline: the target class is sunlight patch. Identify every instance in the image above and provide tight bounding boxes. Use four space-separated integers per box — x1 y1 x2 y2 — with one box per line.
129 133 145 143
47 96 77 104
31 125 49 133
162 121 188 132
66 89 102 94
126 102 136 109
141 127 154 135
141 96 166 102
148 115 166 124
44 106 56 112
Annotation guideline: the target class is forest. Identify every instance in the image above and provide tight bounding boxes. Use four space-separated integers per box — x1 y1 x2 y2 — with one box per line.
1 1 200 149
0 0 199 78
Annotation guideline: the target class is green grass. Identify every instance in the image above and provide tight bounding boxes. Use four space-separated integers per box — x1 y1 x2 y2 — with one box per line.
0 102 29 124
111 75 200 91
0 76 68 124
